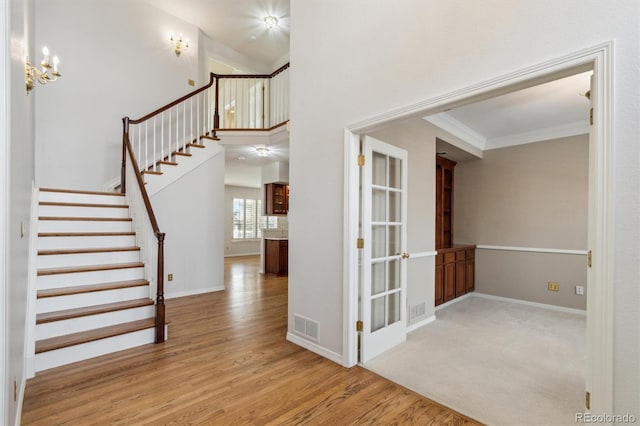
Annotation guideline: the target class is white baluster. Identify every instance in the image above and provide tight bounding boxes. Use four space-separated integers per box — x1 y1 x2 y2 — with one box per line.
182 101 186 153
153 117 156 172
145 121 148 174
197 93 200 140
161 112 165 165
190 97 193 145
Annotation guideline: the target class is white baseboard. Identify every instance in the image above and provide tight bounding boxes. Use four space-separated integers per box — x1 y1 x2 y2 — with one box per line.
165 286 225 299
471 293 586 316
224 253 259 258
435 292 474 312
286 332 343 365
14 375 26 426
407 315 436 333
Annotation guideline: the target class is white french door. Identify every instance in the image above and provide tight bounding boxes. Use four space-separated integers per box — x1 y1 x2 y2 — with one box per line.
360 136 408 364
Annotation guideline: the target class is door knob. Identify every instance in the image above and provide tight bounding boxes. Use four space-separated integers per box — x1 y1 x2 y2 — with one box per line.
401 252 410 259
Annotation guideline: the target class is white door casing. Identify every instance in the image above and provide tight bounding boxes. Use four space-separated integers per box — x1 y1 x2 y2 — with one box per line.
343 42 613 414
360 136 408 364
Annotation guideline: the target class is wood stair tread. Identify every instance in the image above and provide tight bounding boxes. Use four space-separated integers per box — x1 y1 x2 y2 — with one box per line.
158 160 178 166
200 135 220 141
37 279 149 298
187 143 205 148
39 201 129 209
173 152 192 157
40 188 124 197
36 298 154 324
38 231 135 237
35 318 156 353
142 170 163 175
38 262 144 276
38 246 140 256
39 216 132 222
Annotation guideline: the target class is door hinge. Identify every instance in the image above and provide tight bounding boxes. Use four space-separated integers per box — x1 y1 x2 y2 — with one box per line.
357 238 364 249
588 250 592 268
585 391 591 410
590 108 593 126
356 320 363 332
357 155 365 166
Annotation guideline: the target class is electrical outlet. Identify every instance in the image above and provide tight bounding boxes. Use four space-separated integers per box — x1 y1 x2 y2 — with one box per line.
548 281 560 292
168 274 173 281
576 285 584 295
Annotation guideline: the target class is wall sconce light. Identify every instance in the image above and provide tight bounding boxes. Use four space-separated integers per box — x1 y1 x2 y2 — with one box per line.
264 16 279 30
170 33 189 55
25 46 61 95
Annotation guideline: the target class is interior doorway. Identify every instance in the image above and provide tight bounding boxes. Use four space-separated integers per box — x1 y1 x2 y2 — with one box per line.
344 42 614 414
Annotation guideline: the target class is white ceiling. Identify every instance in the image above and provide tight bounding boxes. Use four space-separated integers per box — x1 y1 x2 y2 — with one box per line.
141 1 592 178
144 0 290 67
426 71 592 158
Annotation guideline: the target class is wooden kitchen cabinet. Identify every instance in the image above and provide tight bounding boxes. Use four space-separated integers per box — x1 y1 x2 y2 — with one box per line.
265 239 288 276
265 183 289 215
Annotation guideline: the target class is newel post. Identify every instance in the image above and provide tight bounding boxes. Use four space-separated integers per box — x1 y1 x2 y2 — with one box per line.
213 77 220 136
155 231 166 343
121 117 129 194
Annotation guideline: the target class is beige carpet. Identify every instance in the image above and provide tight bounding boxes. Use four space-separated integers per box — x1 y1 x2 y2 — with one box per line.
365 296 585 426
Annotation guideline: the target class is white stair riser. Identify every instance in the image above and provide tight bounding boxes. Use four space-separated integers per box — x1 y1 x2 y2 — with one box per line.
38 234 137 250
36 305 155 340
38 266 145 290
39 220 132 233
39 191 125 205
37 286 150 313
37 250 140 269
39 204 130 219
35 327 156 372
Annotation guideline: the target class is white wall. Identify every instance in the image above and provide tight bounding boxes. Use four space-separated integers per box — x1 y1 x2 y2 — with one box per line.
5 0 34 423
289 0 639 414
34 0 202 190
151 152 225 298
224 185 261 257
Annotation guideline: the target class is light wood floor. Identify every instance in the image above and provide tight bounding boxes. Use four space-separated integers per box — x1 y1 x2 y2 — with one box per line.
22 255 481 425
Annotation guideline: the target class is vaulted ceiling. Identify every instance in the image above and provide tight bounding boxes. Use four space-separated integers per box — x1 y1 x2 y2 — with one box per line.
142 0 592 180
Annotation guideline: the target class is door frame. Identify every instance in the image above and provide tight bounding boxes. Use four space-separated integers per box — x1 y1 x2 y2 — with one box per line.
343 41 613 413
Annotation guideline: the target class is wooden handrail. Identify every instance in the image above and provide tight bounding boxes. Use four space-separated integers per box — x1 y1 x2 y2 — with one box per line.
212 62 289 80
121 117 165 343
129 73 216 125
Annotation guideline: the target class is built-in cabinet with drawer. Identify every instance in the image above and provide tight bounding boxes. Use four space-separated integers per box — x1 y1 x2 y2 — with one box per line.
435 246 475 306
265 239 288 276
265 183 289 215
435 151 475 305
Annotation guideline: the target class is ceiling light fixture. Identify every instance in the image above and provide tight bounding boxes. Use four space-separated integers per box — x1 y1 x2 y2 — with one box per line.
264 15 279 30
256 147 270 157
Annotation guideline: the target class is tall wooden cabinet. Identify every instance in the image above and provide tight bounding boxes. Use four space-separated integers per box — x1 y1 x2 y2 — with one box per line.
436 156 456 249
434 154 475 306
265 183 289 215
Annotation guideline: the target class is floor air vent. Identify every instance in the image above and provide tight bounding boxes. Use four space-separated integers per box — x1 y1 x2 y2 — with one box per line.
410 302 426 320
293 314 319 341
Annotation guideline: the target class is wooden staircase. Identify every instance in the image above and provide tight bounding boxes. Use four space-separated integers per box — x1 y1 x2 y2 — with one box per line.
33 188 161 372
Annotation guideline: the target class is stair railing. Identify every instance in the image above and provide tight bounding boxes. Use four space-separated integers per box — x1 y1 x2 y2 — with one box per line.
121 118 165 343
119 63 290 342
213 62 289 133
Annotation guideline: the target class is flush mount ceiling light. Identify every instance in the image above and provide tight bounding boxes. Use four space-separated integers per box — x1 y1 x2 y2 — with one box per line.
264 15 279 30
256 147 270 157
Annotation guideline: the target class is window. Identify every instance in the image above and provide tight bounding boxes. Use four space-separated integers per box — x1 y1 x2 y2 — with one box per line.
233 198 277 239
